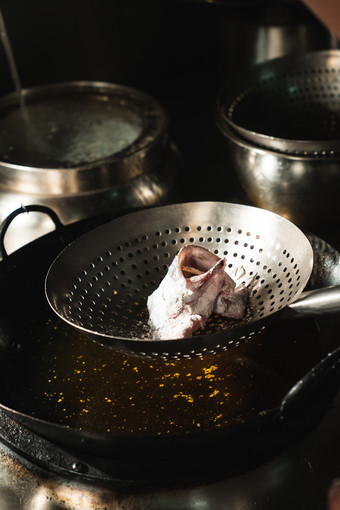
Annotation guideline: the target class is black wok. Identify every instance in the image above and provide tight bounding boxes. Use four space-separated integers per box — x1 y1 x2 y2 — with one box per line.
0 205 339 481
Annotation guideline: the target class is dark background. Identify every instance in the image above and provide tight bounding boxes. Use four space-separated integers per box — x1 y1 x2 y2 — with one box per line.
0 0 335 201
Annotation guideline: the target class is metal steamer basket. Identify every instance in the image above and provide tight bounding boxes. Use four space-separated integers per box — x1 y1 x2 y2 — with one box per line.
45 201 340 361
216 50 340 156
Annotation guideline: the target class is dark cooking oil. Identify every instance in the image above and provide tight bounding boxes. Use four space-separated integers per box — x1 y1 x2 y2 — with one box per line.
2 308 323 436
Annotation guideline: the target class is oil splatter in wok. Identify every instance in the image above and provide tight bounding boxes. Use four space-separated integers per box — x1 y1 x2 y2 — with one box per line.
2 309 323 436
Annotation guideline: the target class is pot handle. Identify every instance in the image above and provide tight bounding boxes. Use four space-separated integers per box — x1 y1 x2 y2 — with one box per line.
279 346 340 427
0 205 63 260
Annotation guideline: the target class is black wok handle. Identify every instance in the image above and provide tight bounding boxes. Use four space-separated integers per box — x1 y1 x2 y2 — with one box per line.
0 205 63 260
279 347 340 427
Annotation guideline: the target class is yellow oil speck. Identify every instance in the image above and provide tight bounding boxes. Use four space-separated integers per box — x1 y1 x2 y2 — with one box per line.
74 370 81 374
196 376 202 380
133 367 138 372
186 373 191 377
159 383 164 387
113 290 118 295
134 302 139 306
224 392 230 398
173 392 194 403
82 409 89 413
173 373 180 378
203 365 218 374
209 390 220 398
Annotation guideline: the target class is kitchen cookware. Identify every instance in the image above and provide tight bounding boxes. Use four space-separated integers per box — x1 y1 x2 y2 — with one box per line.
0 204 340 468
0 81 180 253
45 201 340 361
216 0 337 79
216 50 340 155
217 118 340 227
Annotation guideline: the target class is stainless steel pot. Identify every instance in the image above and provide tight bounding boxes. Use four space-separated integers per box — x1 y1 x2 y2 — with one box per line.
216 0 338 79
215 120 340 228
0 81 181 252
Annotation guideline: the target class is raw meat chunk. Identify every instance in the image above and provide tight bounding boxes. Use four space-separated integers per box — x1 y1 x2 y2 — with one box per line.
147 245 248 340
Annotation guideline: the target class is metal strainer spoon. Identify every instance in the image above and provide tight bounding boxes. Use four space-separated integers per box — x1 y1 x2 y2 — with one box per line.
45 202 340 360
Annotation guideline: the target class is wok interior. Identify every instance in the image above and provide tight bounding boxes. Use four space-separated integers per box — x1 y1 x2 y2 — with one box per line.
0 213 336 441
2 309 325 436
48 202 313 341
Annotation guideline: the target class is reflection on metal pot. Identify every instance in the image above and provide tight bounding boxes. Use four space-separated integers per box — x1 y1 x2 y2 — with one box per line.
0 82 181 252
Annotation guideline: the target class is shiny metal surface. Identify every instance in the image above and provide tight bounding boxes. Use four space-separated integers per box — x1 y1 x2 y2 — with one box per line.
45 201 314 359
0 81 180 254
216 50 340 156
217 4 338 79
0 142 180 254
218 120 340 228
0 81 167 184
291 285 340 315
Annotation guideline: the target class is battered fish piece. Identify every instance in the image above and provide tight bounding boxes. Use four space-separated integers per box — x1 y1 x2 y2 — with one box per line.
147 245 248 340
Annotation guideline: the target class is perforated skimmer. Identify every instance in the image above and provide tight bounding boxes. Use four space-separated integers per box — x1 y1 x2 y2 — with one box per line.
45 202 340 360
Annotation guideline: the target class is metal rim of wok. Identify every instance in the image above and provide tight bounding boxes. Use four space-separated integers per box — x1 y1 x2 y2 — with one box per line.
45 201 314 360
216 50 340 156
0 205 339 473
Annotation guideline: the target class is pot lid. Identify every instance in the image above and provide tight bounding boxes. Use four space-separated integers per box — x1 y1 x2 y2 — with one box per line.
0 81 168 194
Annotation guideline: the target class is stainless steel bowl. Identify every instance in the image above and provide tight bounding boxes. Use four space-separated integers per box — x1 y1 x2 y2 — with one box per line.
216 120 340 228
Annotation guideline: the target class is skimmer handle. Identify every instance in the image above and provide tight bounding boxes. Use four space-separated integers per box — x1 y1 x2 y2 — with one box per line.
288 285 340 316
